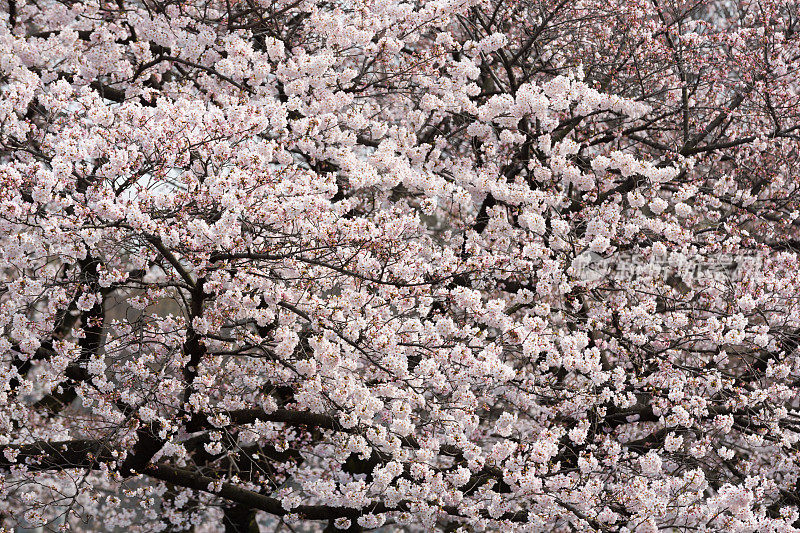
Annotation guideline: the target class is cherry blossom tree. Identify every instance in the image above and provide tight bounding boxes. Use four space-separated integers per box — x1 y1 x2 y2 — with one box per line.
3 0 800 531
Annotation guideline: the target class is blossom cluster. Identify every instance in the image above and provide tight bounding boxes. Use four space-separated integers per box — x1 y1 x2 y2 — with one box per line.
1 0 800 532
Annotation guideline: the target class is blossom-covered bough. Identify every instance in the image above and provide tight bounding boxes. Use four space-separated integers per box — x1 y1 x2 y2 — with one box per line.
2 0 800 531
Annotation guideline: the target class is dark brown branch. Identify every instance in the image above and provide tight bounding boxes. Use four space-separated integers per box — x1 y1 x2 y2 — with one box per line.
0 440 114 471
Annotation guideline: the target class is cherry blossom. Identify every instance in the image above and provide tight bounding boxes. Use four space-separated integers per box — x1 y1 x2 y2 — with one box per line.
2 0 800 531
